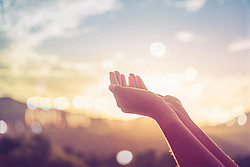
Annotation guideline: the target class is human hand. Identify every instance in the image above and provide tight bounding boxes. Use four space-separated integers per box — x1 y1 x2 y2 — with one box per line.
124 72 190 119
109 71 170 119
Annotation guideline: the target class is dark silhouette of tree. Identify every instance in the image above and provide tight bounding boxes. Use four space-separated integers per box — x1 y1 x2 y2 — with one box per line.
135 150 157 167
0 136 21 167
0 135 88 167
156 152 176 167
235 156 250 167
0 135 249 167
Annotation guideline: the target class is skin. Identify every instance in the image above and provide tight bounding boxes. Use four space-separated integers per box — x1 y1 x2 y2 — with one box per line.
109 71 238 167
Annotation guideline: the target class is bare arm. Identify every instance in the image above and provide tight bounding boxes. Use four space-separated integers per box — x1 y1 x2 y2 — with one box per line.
109 71 225 167
128 73 238 167
156 111 224 167
168 103 238 167
131 73 238 167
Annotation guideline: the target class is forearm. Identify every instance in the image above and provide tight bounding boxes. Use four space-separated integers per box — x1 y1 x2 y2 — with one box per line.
155 107 224 167
178 111 238 167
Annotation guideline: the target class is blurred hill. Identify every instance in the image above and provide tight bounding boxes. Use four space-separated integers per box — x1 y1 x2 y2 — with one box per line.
0 97 250 158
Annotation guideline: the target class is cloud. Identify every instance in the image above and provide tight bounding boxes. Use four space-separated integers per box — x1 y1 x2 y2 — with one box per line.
0 0 122 47
176 31 195 42
227 39 250 52
164 0 207 12
0 0 122 99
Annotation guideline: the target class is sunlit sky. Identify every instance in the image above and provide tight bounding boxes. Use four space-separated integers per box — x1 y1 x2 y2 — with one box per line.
0 0 250 125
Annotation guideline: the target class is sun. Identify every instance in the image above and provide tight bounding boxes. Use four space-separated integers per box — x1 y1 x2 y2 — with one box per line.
150 42 166 57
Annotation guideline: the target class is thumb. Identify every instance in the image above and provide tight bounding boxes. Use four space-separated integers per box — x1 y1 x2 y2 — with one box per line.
109 84 118 92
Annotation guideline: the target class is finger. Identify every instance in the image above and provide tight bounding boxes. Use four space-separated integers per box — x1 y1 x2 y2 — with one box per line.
115 71 122 85
130 73 140 88
109 72 118 84
136 75 148 90
163 95 182 104
157 94 163 97
121 74 127 87
129 76 135 87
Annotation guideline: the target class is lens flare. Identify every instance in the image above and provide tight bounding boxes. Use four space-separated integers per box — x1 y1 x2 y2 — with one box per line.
40 97 51 110
31 121 42 134
116 150 133 165
238 113 247 126
232 105 245 118
82 96 94 109
72 96 85 109
26 97 38 110
185 66 197 80
0 120 8 134
53 96 70 110
192 83 204 96
150 42 166 57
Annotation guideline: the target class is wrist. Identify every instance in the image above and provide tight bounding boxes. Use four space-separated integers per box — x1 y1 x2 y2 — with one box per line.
153 101 181 127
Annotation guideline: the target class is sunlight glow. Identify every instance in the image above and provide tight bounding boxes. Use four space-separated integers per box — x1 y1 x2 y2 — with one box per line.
40 97 52 110
72 96 85 109
208 109 219 126
185 66 197 80
192 83 204 96
218 110 229 123
94 97 109 111
198 109 209 123
53 96 70 110
0 120 8 134
66 113 92 128
226 118 235 127
150 42 166 57
232 105 245 118
72 96 94 109
208 106 230 126
238 113 247 126
116 150 133 165
102 60 115 69
82 96 94 109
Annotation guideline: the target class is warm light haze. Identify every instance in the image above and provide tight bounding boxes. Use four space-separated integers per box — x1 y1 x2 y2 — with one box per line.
0 0 249 127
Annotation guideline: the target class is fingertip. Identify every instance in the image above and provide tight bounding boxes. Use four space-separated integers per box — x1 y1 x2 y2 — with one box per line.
108 85 112 91
121 73 125 79
109 84 117 92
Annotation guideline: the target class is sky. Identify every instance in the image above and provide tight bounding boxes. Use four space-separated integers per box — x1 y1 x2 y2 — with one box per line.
0 0 250 125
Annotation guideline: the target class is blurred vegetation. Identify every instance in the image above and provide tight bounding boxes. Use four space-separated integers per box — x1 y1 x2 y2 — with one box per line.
0 135 249 167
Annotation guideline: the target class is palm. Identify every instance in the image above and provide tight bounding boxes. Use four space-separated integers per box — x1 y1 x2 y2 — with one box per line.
109 71 169 118
109 71 189 119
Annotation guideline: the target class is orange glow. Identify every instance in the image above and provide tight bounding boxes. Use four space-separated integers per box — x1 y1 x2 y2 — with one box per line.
66 113 91 128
